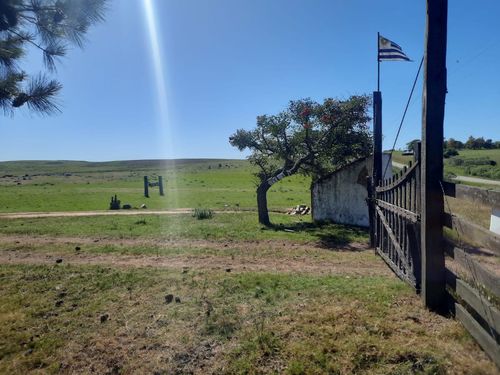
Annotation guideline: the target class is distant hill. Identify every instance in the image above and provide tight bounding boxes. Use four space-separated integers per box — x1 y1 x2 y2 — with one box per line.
0 159 249 175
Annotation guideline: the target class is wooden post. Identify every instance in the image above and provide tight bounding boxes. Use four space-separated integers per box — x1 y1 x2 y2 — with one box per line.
373 91 382 185
158 176 164 196
367 176 375 247
371 91 382 247
144 176 149 198
421 0 447 311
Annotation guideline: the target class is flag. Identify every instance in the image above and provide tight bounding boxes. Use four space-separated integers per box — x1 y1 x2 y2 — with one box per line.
378 35 411 61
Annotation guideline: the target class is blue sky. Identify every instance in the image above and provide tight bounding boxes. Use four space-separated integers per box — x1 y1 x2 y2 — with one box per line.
1 0 499 161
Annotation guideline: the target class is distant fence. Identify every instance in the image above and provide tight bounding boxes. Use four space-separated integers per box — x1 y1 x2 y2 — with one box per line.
442 181 500 367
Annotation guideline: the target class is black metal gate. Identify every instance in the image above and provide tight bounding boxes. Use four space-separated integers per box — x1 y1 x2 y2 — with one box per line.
371 146 422 289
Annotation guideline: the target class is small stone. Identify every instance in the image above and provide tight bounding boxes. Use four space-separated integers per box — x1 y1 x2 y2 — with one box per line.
164 294 174 304
175 297 181 303
100 313 109 323
140 204 147 209
55 258 63 264
24 348 33 356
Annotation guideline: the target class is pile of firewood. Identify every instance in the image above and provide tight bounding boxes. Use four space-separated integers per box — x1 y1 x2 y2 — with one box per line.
287 205 310 215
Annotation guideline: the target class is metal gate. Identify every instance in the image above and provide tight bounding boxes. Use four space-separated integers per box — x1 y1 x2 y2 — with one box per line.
371 145 422 289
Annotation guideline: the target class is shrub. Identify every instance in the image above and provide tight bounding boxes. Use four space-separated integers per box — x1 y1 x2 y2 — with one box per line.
193 208 214 220
463 157 495 167
443 148 459 158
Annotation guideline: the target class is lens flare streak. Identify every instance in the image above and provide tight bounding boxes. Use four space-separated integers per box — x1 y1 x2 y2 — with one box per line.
142 0 178 209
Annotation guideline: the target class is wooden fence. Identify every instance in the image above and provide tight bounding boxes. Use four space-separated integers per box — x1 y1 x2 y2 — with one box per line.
441 181 500 367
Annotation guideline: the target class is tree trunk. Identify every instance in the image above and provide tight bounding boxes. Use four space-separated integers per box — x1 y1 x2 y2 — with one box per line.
256 183 271 226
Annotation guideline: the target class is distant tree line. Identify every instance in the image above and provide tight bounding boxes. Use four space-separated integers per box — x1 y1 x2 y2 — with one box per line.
405 136 500 153
444 136 500 150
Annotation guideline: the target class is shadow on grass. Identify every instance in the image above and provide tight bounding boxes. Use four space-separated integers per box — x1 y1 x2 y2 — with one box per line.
263 220 369 251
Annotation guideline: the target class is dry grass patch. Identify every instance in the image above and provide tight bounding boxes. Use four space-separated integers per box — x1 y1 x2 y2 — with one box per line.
0 264 497 374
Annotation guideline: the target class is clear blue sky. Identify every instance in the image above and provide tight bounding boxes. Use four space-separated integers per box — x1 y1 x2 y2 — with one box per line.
2 0 499 161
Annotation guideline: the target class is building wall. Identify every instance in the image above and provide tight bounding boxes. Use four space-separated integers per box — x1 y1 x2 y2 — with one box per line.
312 154 392 227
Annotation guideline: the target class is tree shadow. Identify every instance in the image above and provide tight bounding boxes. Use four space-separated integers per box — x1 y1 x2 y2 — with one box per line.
264 220 369 251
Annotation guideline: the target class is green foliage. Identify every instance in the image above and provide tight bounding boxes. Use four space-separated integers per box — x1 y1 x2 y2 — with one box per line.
192 208 214 220
230 96 372 225
444 138 464 150
230 96 373 182
446 154 500 180
443 148 459 158
0 0 107 115
464 136 496 150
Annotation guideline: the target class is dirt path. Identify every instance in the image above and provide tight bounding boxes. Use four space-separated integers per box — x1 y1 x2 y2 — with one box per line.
0 232 384 275
0 247 390 276
392 161 500 187
452 175 500 187
0 233 369 251
0 208 249 220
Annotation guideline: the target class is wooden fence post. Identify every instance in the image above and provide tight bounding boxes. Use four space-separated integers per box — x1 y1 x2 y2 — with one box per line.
367 176 375 247
421 0 448 311
372 91 382 185
144 176 149 198
159 176 164 196
371 91 382 247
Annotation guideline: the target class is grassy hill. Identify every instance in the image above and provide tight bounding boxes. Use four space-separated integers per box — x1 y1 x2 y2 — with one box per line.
392 148 500 181
0 159 311 213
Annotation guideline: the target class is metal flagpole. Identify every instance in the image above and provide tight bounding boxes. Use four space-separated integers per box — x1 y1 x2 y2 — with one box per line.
377 32 380 91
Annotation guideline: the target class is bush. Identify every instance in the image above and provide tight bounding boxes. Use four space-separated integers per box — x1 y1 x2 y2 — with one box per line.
193 208 214 220
463 157 496 167
443 148 459 158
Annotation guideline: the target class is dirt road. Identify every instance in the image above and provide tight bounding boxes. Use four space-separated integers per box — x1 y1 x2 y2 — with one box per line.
392 161 500 187
0 208 244 220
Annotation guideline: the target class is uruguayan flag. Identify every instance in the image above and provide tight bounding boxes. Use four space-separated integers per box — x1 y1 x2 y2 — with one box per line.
378 35 411 61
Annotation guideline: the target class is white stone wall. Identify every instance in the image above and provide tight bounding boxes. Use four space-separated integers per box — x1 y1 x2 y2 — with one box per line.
312 154 392 227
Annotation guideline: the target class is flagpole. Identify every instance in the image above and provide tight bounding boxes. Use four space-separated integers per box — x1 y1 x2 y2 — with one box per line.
377 32 380 91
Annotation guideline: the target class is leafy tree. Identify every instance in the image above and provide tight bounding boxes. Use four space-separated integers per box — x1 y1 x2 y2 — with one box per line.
1 0 107 115
444 138 464 150
230 96 372 226
464 136 488 149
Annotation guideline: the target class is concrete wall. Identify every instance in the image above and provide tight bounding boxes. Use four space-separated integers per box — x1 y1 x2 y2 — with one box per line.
312 154 392 227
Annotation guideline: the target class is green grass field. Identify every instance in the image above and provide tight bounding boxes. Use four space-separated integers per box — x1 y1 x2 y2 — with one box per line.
392 148 500 184
0 159 310 213
0 159 497 373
